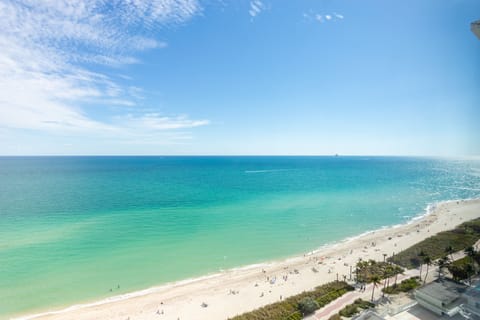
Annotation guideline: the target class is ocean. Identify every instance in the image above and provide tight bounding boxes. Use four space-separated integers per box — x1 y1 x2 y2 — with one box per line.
1 156 479 318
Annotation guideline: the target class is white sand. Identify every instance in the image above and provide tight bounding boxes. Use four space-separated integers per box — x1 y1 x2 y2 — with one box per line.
15 199 480 320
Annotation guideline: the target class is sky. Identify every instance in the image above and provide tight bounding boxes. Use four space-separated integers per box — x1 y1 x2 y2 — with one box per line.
0 0 479 156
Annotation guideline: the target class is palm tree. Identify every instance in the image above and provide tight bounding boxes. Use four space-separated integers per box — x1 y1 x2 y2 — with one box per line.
382 265 393 297
423 255 432 283
445 245 454 261
465 246 476 261
436 256 450 279
355 258 362 283
418 250 426 279
356 259 368 283
394 268 404 287
382 277 388 298
370 275 381 302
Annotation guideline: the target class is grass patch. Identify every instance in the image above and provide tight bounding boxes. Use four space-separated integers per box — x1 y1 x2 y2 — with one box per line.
229 281 354 320
382 277 421 294
328 299 374 319
388 218 480 269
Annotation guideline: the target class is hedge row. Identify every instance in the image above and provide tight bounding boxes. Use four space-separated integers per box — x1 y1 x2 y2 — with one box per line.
382 277 421 294
229 281 354 320
339 299 374 317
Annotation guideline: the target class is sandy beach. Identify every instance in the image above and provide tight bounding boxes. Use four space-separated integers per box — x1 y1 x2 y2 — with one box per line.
15 198 480 320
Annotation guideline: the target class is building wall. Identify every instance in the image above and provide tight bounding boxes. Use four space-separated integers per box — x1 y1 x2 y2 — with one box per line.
415 291 443 309
414 292 445 316
414 291 459 317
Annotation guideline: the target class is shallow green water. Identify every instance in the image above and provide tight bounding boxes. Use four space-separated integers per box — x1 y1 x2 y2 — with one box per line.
1 156 479 318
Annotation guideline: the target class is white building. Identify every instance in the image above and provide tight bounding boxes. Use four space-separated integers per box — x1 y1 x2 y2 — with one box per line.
414 280 467 317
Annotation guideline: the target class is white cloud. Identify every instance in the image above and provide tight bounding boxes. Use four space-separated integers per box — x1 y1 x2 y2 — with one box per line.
0 0 206 147
315 14 324 23
305 11 344 24
249 0 264 17
116 113 210 131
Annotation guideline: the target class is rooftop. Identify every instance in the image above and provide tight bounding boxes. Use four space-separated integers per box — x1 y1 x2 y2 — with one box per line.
416 280 467 305
389 304 472 320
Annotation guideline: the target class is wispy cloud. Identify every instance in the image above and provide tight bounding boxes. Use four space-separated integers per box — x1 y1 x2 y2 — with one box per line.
314 14 324 23
116 113 210 131
305 11 344 24
0 0 206 146
249 0 265 18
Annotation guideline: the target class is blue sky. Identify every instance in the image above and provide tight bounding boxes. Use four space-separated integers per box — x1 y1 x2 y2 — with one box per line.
0 0 479 156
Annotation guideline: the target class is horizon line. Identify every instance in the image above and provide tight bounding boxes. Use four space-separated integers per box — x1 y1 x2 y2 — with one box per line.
0 154 479 159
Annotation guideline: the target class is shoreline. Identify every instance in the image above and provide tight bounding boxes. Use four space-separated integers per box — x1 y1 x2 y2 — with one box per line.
13 197 480 320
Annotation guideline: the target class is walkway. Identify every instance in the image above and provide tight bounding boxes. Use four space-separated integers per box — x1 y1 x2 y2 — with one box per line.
307 269 418 320
308 241 480 320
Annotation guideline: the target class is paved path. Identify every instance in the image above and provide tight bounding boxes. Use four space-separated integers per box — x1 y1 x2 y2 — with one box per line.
307 269 418 320
308 241 480 320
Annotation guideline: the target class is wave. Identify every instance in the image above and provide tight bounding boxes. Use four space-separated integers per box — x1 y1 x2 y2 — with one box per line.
312 197 480 252
244 169 292 174
409 182 480 193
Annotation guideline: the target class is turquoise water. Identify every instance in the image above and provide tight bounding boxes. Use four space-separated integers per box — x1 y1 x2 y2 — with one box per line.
1 156 480 318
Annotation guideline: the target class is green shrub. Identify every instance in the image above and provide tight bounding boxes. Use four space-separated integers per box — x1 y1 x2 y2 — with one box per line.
354 298 374 309
447 256 478 281
335 299 374 318
382 277 421 294
339 303 359 317
298 296 319 315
